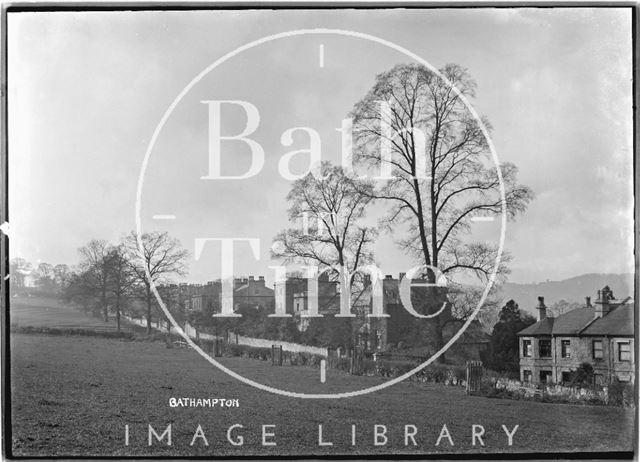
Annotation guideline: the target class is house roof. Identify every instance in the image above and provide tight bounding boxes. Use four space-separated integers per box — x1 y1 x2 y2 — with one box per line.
581 303 634 336
518 301 633 337
234 284 274 295
518 316 555 336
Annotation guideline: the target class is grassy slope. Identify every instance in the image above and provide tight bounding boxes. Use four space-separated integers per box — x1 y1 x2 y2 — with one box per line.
10 334 634 457
10 296 138 332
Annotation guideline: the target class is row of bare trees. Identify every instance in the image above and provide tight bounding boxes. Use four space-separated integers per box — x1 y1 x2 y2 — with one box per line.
271 63 533 358
10 259 72 294
63 232 188 333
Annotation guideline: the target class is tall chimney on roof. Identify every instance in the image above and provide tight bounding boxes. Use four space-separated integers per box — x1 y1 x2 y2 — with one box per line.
595 286 613 318
537 296 547 321
585 296 592 307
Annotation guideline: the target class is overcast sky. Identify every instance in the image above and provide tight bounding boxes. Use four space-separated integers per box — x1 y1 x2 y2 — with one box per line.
8 8 634 285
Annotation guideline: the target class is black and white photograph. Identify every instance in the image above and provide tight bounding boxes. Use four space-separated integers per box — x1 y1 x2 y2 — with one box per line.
2 4 636 458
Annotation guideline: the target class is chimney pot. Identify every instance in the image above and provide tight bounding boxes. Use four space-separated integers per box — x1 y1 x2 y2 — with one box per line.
586 296 591 307
385 274 393 280
399 272 406 280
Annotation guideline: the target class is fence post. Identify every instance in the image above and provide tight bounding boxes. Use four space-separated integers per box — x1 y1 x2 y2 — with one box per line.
466 360 483 395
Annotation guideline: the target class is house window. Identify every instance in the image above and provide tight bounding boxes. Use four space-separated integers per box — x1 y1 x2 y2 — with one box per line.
561 340 571 358
592 340 604 359
539 339 552 358
522 340 532 357
522 370 532 382
618 342 631 362
561 371 572 383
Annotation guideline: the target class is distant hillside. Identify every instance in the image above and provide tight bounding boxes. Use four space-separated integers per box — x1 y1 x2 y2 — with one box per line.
498 273 635 316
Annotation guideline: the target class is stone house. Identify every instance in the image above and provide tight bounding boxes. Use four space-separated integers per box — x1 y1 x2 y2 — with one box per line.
190 280 222 313
274 273 339 317
232 276 274 311
517 286 634 385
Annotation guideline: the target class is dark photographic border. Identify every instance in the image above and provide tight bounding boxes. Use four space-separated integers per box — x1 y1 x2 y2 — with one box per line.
1 2 637 460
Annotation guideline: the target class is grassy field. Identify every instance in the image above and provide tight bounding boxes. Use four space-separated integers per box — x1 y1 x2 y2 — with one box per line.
10 296 137 332
10 333 635 457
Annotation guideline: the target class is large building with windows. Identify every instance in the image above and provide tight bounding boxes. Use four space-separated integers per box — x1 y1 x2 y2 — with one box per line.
517 286 634 385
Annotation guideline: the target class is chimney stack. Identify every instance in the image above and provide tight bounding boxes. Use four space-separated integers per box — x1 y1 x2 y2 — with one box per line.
537 296 547 321
399 272 406 280
595 286 613 318
585 296 592 307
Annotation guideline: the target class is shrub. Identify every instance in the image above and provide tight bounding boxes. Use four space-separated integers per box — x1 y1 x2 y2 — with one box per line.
224 343 244 357
242 346 272 361
608 379 634 407
415 363 466 384
330 357 351 372
290 352 323 367
374 360 416 378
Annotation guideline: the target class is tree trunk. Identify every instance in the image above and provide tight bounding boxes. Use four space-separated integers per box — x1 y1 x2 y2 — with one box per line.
115 295 121 331
102 288 108 323
430 287 447 364
146 285 152 335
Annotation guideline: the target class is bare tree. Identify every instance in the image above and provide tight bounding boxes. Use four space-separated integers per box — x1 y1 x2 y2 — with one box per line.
446 283 502 327
105 245 134 331
122 231 188 334
271 163 378 353
78 240 112 322
53 264 71 294
272 162 377 282
351 63 533 355
64 269 100 314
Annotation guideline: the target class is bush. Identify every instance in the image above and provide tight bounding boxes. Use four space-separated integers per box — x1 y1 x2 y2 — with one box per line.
330 356 351 372
374 360 416 378
608 379 634 407
415 363 466 384
242 346 272 361
225 343 244 357
289 352 324 367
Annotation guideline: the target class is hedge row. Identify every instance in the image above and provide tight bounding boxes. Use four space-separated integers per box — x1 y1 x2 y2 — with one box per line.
478 377 634 407
11 325 136 340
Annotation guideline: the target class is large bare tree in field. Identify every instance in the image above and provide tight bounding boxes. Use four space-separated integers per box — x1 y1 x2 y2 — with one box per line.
351 63 533 355
271 162 377 285
123 231 188 334
271 163 377 352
